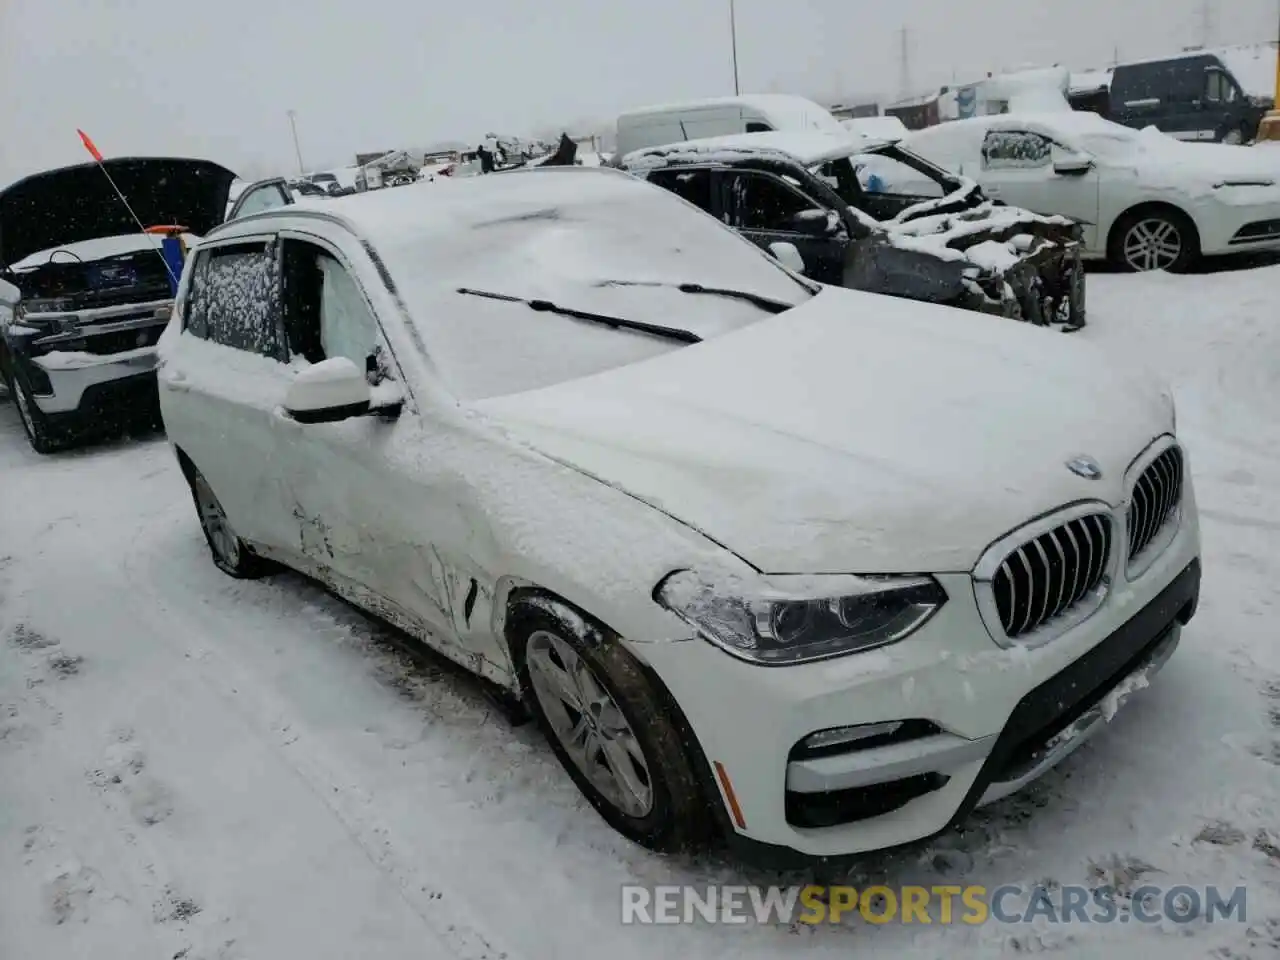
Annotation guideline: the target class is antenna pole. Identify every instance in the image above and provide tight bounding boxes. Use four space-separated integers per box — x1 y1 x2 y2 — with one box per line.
729 0 741 95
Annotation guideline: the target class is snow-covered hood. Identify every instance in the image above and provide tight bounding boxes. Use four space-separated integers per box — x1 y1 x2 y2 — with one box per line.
476 287 1172 574
1117 132 1280 189
0 157 236 269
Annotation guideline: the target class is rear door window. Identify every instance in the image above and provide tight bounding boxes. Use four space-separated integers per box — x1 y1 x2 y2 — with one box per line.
183 241 286 361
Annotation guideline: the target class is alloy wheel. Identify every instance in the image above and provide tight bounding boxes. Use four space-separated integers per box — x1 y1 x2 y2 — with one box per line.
193 474 242 568
1122 218 1183 271
525 629 654 818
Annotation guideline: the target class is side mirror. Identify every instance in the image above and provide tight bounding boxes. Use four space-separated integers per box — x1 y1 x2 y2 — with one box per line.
769 242 807 275
283 357 371 424
788 209 840 237
1052 149 1094 176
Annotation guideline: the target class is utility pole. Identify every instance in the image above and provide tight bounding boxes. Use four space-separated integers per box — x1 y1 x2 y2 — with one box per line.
1198 0 1213 48
286 110 305 176
898 25 912 99
729 0 741 95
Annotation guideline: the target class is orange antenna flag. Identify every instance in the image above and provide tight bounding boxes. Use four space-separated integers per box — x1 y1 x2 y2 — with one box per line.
77 129 104 163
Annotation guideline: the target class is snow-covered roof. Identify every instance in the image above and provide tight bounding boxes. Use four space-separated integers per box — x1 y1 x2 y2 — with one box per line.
618 93 840 126
925 110 1126 139
1078 43 1276 99
621 130 879 169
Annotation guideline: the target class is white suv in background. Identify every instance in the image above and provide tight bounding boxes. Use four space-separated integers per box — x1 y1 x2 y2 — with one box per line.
157 166 1201 865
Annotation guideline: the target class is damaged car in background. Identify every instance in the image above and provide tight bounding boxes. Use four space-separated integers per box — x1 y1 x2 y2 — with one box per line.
620 131 1086 328
0 156 236 453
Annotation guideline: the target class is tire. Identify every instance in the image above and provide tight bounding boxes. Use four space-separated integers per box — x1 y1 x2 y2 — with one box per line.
1222 128 1244 145
181 461 270 579
1108 207 1199 273
5 371 62 455
511 601 712 852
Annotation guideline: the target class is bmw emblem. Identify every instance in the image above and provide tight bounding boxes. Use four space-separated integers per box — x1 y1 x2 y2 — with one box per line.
1066 456 1102 480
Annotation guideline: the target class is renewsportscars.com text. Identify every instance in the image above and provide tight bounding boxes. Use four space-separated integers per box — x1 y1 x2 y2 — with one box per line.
620 884 1248 925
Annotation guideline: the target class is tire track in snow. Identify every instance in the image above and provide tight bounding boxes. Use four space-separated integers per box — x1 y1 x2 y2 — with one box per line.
114 515 519 960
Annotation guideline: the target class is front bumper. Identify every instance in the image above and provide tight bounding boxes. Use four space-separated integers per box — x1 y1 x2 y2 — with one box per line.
1197 195 1280 255
27 346 159 415
637 475 1201 864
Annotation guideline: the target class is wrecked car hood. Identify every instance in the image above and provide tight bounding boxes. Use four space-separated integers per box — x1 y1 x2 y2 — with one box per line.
476 286 1170 574
0 157 237 268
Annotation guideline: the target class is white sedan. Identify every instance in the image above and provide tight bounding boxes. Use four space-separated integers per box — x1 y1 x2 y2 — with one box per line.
156 166 1201 864
903 111 1280 271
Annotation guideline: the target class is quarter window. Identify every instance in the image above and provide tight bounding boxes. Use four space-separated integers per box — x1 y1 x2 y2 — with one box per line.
183 242 286 360
981 130 1053 169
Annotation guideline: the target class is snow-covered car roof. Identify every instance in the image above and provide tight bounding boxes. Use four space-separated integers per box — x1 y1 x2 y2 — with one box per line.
620 130 889 171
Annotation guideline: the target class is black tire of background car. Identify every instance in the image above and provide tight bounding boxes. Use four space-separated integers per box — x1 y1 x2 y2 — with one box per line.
178 457 273 579
1108 205 1200 274
508 601 715 853
4 370 61 454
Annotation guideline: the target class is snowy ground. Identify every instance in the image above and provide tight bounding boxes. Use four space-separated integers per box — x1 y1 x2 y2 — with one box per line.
1 265 1279 959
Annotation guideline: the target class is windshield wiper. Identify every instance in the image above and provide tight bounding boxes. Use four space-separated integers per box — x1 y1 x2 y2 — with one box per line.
456 287 701 344
596 280 797 315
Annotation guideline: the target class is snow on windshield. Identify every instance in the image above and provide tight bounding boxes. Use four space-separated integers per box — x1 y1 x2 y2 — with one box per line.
372 172 811 401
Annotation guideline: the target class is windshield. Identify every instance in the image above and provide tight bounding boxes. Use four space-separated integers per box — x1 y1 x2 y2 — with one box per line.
378 172 814 401
811 144 965 210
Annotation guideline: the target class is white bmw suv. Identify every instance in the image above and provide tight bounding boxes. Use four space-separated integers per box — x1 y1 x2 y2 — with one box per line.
157 166 1201 865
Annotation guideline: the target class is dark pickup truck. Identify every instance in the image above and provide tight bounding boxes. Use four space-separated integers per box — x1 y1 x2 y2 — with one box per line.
0 157 236 452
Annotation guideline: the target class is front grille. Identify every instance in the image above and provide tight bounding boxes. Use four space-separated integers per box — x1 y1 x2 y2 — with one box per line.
81 321 166 356
1127 446 1183 564
992 513 1112 639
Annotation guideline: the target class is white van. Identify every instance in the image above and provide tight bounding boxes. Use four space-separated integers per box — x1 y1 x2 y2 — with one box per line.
614 94 847 158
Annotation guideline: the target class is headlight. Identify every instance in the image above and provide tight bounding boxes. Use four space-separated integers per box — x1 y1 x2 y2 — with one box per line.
654 571 947 665
20 297 75 315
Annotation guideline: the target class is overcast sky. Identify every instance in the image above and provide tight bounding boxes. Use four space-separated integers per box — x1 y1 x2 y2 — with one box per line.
0 0 1275 183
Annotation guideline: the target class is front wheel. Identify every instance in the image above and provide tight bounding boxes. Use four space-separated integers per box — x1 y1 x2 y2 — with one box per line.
183 464 269 579
6 372 61 455
1222 128 1245 145
513 603 713 852
1110 209 1198 273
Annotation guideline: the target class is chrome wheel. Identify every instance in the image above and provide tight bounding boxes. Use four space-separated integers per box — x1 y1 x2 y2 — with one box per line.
193 473 241 568
525 629 654 818
1223 129 1244 145
1122 217 1183 271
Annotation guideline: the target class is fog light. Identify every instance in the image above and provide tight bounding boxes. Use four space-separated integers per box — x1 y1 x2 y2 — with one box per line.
791 719 940 760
